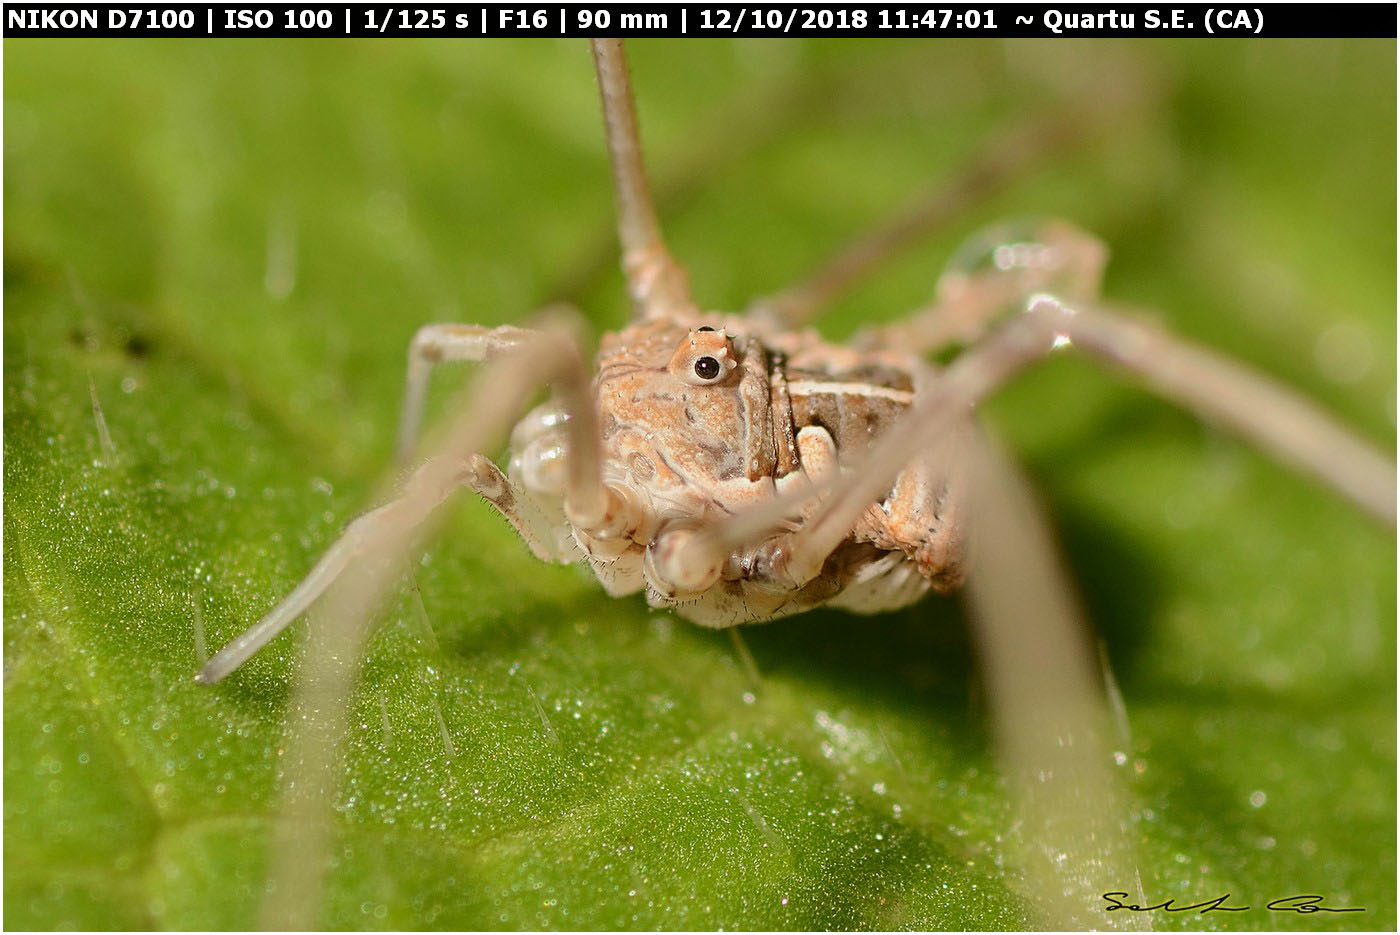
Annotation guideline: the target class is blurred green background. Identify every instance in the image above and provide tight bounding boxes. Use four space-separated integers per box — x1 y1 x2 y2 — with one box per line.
5 38 1395 930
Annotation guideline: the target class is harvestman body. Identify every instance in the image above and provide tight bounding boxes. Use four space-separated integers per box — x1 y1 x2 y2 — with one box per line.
196 41 1394 686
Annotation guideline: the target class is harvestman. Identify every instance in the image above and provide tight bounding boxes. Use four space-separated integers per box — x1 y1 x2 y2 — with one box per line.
195 39 1393 930
196 41 1394 687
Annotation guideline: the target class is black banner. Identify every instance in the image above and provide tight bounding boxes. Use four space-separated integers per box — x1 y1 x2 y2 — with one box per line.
3 3 1395 39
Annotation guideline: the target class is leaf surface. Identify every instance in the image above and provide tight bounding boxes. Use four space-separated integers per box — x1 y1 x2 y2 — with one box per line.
5 39 1394 930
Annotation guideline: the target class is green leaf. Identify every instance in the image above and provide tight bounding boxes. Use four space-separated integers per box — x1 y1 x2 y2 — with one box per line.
6 39 1393 930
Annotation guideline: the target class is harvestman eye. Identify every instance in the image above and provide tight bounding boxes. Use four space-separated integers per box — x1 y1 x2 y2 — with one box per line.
692 356 721 380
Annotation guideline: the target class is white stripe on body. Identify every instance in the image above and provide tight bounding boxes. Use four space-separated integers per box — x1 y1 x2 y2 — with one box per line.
785 380 915 404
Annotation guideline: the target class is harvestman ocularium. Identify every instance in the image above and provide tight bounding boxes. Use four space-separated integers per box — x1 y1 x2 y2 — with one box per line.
196 41 1394 689
193 39 1393 930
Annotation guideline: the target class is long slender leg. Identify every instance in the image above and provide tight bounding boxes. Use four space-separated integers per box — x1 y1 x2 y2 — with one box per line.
961 431 1147 929
1057 299 1395 522
197 327 617 685
590 39 696 321
657 293 1394 596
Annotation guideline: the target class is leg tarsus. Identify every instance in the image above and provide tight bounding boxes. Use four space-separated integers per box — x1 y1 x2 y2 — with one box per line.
196 490 439 685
